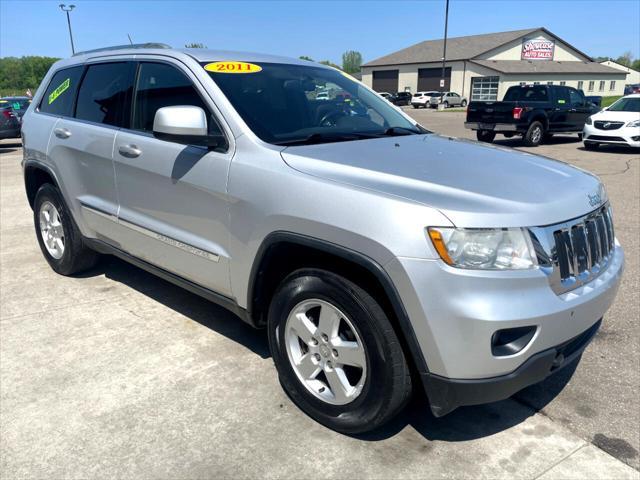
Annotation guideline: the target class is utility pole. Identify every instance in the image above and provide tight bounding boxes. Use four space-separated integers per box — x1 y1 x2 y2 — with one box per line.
59 4 76 55
439 0 450 107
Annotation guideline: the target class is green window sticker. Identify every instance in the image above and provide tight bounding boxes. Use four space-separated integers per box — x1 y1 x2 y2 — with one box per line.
558 99 566 104
48 78 70 105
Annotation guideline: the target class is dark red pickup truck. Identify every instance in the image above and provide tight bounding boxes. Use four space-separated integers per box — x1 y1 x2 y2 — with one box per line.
465 84 599 146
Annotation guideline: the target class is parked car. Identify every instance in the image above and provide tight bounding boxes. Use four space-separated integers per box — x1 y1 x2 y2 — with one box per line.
0 96 31 122
22 45 624 434
428 91 467 108
583 94 640 149
465 84 598 146
411 91 438 108
585 95 602 108
378 92 393 101
0 106 21 139
391 91 412 106
624 84 640 95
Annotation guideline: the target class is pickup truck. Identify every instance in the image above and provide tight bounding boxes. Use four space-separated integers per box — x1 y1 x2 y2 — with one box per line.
465 84 598 146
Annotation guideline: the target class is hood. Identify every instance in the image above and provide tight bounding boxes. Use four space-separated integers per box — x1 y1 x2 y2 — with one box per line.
281 134 605 228
591 110 640 122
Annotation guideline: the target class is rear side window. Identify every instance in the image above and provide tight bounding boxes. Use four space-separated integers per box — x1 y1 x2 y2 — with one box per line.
504 86 548 102
132 62 221 135
75 62 135 127
39 66 83 116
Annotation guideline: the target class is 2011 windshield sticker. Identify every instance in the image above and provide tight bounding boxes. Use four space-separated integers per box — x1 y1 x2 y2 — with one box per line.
48 78 70 104
204 62 262 74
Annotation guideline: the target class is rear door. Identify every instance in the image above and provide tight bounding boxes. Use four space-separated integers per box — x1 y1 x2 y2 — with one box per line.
46 61 135 240
112 59 233 296
568 87 592 130
548 86 571 131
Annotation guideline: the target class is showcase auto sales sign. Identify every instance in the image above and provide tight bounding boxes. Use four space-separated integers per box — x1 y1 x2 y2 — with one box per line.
521 36 555 60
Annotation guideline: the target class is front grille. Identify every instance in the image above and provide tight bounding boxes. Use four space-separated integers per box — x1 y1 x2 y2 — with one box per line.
529 205 615 295
587 135 626 142
594 121 624 130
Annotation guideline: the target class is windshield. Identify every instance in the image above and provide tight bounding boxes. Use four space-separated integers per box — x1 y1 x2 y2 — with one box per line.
204 62 421 145
607 97 640 112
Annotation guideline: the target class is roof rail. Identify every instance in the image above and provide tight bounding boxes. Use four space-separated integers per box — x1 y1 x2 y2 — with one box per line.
73 43 172 57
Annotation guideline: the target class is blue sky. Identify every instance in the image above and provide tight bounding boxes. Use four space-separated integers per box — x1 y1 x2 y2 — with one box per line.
1 0 638 62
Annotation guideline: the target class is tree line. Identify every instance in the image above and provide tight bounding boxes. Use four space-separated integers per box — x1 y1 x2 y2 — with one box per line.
0 56 60 96
593 51 640 71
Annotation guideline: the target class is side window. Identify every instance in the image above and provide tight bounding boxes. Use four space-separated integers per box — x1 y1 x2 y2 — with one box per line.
132 62 222 136
38 66 83 116
569 88 584 106
75 62 135 127
555 86 570 105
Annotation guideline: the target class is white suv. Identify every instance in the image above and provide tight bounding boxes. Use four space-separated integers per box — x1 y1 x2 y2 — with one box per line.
411 91 438 108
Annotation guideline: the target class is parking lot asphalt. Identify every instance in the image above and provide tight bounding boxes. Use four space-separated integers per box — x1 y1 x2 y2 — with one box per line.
1 122 639 478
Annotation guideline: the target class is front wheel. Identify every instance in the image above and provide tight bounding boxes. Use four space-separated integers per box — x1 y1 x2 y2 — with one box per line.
268 269 412 434
523 121 545 147
34 184 99 275
461 100 467 107
477 130 496 143
584 141 599 151
443 101 449 108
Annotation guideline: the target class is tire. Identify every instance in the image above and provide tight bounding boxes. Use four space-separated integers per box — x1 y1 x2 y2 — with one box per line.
443 101 449 108
476 130 496 143
584 141 599 151
577 133 583 141
461 100 467 107
523 121 545 147
412 105 418 109
267 269 412 434
34 183 99 276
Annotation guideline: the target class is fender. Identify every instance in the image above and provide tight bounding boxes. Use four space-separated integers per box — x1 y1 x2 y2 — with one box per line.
22 160 62 208
248 231 430 376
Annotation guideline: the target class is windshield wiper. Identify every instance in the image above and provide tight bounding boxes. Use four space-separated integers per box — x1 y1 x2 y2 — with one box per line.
380 126 426 136
274 132 377 146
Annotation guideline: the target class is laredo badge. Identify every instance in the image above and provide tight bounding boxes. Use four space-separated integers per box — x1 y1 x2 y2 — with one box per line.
48 78 70 104
204 61 262 73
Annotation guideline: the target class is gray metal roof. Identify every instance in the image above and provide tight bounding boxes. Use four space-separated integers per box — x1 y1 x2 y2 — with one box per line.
363 28 540 67
471 59 627 75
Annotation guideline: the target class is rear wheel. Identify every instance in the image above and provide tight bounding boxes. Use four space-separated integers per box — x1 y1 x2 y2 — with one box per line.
523 121 545 146
477 130 496 143
584 141 599 151
268 269 412 434
461 99 467 107
443 101 449 108
34 184 99 275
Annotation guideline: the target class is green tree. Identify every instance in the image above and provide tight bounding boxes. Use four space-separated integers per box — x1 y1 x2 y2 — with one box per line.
341 50 362 74
299 55 314 62
631 59 640 72
615 51 633 67
319 60 341 69
185 43 207 48
0 56 59 96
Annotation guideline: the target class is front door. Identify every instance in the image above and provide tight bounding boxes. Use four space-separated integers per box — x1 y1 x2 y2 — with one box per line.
112 60 233 296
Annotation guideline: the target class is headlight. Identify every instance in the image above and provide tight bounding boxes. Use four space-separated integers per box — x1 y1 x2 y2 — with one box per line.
428 227 537 270
627 119 640 128
585 116 593 125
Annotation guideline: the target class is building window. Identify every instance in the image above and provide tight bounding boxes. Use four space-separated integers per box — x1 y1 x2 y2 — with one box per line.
588 81 595 91
577 80 584 91
610 81 616 91
560 81 566 86
534 81 540 85
519 82 526 86
599 81 605 92
470 76 499 101
547 81 553 85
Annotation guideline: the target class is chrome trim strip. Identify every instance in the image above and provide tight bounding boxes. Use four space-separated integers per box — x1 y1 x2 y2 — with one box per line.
80 204 220 263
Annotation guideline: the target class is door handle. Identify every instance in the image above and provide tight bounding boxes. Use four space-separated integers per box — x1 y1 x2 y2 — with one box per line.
118 144 142 158
53 127 71 139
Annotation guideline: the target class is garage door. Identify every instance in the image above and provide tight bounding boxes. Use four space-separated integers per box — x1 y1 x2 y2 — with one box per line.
471 76 499 101
372 70 399 93
418 67 451 91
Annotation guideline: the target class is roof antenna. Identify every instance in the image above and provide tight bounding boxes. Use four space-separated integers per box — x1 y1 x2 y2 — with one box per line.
127 33 133 45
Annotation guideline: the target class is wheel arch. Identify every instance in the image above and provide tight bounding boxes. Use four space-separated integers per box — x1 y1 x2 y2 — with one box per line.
248 231 430 376
23 161 60 210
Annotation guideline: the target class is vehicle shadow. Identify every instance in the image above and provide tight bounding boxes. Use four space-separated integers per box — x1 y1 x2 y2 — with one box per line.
81 255 271 359
0 141 22 151
0 147 18 154
81 254 577 442
493 134 582 148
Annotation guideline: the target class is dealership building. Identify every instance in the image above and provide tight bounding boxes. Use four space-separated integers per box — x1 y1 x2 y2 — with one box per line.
361 28 627 100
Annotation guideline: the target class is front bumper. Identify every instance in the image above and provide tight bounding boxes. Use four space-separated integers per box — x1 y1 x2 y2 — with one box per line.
385 241 624 415
423 319 601 416
465 122 520 132
583 124 640 147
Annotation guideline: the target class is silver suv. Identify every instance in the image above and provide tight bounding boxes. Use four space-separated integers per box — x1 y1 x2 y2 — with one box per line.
21 45 624 434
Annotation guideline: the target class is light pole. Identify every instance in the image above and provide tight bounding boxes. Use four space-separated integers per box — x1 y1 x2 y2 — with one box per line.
59 4 76 55
439 0 450 107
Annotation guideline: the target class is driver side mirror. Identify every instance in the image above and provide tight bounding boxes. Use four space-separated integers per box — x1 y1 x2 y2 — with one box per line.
153 106 226 149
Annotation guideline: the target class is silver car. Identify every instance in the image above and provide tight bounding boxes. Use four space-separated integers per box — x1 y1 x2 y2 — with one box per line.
21 44 624 434
429 91 468 108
